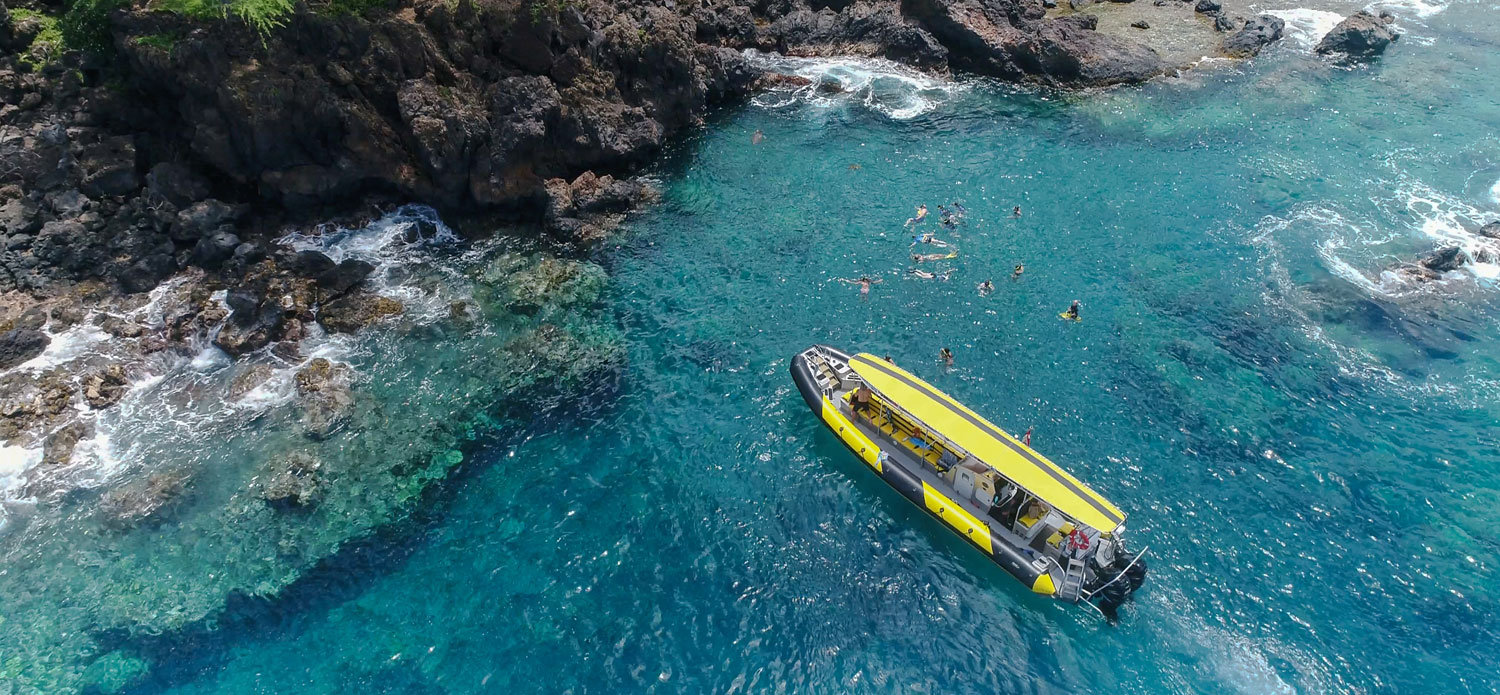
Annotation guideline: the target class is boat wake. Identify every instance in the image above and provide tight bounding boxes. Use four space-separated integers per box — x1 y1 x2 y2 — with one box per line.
743 50 964 120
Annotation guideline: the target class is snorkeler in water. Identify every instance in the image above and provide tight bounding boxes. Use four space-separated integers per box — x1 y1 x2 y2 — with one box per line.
1062 299 1081 321
1013 205 1022 217
911 268 953 281
912 251 956 263
752 129 764 145
1012 263 1024 280
939 347 953 367
977 280 994 296
904 204 929 227
910 232 952 248
841 276 883 297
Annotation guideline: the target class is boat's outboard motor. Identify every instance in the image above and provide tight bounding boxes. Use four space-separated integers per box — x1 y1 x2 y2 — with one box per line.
1088 549 1148 620
1116 550 1148 592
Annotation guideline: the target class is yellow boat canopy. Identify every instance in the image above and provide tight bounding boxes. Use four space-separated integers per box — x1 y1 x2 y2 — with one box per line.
847 353 1125 534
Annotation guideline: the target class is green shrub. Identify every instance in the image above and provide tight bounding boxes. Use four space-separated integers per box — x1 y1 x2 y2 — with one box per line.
313 0 394 18
9 8 64 67
59 0 129 56
133 32 178 51
154 0 296 37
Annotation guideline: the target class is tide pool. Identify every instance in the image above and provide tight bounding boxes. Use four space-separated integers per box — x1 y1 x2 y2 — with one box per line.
10 1 1500 693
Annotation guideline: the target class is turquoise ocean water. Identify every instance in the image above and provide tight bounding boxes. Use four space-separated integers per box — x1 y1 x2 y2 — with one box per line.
11 1 1500 693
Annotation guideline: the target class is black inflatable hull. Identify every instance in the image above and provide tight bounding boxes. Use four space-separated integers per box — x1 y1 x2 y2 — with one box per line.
790 346 1052 596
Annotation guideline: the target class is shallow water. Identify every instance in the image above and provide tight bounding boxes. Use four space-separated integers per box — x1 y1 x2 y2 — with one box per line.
9 1 1500 693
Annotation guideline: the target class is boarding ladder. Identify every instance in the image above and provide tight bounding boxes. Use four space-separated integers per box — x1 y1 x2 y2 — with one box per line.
1059 558 1087 603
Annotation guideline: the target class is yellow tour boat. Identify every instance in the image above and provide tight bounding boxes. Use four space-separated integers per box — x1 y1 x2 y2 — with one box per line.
790 345 1147 616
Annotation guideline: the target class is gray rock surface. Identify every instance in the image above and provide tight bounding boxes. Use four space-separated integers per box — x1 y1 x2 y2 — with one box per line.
1315 11 1399 59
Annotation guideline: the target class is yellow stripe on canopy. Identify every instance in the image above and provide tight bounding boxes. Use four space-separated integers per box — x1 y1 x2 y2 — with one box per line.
847 353 1125 533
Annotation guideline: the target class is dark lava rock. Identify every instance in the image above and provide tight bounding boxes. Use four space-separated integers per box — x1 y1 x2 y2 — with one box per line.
118 253 177 294
1069 0 1095 9
215 322 275 356
544 171 658 244
258 451 324 509
1315 11 1399 59
174 199 242 242
294 358 354 438
0 197 42 236
190 227 242 269
1131 20 1150 29
1212 12 1239 33
83 365 130 409
317 291 404 334
98 471 191 531
0 328 49 369
225 288 262 323
1194 0 1221 13
144 161 211 207
292 250 375 292
228 363 275 399
1420 245 1465 273
1222 14 1285 57
77 136 139 198
1480 221 1500 240
42 420 91 466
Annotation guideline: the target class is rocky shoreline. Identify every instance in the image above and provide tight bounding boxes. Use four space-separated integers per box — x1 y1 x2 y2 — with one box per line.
0 0 1408 692
0 0 1329 475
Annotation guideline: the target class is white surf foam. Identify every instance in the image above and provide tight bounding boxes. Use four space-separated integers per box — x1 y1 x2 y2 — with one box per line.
1371 0 1447 19
0 206 466 505
743 50 963 120
1490 176 1500 204
1266 9 1346 49
14 323 111 373
1373 176 1500 283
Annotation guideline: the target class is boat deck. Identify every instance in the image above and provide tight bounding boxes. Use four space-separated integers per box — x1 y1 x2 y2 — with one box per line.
838 389 1042 554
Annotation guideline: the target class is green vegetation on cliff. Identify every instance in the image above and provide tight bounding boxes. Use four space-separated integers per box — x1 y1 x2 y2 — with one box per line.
8 8 63 67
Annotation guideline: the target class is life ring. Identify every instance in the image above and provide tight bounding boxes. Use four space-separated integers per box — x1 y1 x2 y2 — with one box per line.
1067 529 1091 551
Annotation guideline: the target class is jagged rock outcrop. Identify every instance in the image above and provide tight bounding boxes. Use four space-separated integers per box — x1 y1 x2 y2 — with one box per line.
257 451 325 509
1480 221 1500 240
294 357 355 438
2 0 1288 299
1315 11 1399 60
317 290 405 334
1221 14 1284 58
542 171 658 244
97 470 191 531
0 326 48 368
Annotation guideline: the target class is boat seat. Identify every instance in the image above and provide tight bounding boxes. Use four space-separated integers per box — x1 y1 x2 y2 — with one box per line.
1046 522 1077 550
1018 512 1041 531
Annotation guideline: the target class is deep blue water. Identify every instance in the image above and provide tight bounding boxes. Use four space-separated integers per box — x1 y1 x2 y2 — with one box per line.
14 2 1500 694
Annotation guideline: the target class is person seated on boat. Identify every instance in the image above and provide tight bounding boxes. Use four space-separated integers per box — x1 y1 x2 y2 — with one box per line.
1018 500 1049 532
851 385 875 419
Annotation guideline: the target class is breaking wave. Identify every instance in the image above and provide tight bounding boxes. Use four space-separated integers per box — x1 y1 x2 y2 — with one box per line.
0 206 462 530
1266 8 1346 49
744 50 965 120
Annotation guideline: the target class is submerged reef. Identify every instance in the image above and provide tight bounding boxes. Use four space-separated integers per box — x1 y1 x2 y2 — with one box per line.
0 212 624 694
